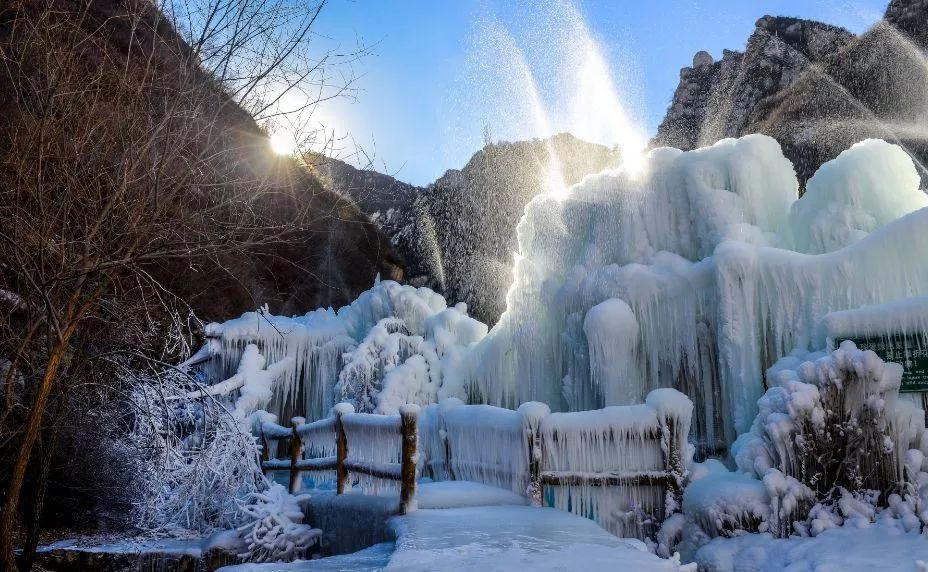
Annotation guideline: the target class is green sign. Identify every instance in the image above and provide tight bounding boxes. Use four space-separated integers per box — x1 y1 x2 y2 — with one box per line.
837 335 928 393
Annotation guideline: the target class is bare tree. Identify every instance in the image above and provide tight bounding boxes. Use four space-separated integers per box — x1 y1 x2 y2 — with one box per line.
0 0 376 567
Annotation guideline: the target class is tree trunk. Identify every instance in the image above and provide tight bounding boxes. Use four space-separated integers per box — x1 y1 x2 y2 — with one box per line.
0 338 68 570
20 405 63 572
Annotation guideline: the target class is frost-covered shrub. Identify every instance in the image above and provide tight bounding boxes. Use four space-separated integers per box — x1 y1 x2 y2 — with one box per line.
237 483 321 563
129 343 299 535
736 341 922 510
680 341 925 545
128 369 269 534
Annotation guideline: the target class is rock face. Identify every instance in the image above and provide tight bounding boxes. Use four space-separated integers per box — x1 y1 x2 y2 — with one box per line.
316 134 618 325
886 0 928 47
653 16 854 153
653 2 928 187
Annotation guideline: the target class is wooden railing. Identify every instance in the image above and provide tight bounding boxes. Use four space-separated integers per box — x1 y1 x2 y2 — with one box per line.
253 390 691 538
535 421 686 510
257 403 420 514
418 392 692 538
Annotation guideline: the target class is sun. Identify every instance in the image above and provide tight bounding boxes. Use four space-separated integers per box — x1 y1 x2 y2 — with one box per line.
269 130 298 156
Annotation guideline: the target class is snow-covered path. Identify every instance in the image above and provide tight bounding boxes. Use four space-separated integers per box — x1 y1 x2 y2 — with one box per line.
222 502 684 572
384 505 683 571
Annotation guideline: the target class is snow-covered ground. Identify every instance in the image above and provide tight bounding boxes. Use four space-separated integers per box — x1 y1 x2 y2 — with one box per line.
224 506 689 572
694 523 928 572
415 480 528 509
38 536 207 557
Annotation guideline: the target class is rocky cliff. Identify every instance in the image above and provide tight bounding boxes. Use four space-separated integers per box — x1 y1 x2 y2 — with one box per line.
653 0 928 187
653 16 854 153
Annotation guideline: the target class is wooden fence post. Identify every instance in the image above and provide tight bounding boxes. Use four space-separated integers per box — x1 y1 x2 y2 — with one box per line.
399 404 420 515
334 403 354 495
518 402 550 507
443 423 456 481
288 417 304 494
260 430 269 475
662 419 684 513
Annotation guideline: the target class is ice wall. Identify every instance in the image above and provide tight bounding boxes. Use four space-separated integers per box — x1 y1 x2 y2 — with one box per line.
204 279 487 422
462 136 928 453
205 136 928 458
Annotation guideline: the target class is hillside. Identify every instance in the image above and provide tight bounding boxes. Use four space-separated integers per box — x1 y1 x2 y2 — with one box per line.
0 0 404 323
314 134 619 325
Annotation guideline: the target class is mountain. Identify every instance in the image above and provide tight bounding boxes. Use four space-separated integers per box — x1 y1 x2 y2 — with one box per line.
422 134 618 325
314 134 619 325
0 0 405 322
653 0 928 187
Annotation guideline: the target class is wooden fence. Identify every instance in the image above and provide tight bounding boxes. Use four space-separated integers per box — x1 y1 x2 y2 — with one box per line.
417 393 691 537
257 403 419 515
255 390 692 538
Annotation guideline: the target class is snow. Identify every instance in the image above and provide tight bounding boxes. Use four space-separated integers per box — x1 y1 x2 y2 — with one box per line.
385 506 690 571
203 280 486 422
682 467 771 539
791 139 927 255
415 480 528 509
38 537 207 556
694 522 928 572
825 294 928 343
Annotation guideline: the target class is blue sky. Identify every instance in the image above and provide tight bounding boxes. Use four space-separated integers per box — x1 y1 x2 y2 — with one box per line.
307 0 887 186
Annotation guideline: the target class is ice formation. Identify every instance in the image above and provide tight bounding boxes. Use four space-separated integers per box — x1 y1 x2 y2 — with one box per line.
204 280 486 422
419 399 529 494
204 135 928 461
341 411 405 494
457 135 928 454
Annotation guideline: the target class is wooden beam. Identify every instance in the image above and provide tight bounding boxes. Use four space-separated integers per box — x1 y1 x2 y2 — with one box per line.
335 405 351 495
540 471 671 488
343 460 402 480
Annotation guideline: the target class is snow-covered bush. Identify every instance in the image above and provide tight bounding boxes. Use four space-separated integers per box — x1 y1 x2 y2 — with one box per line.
128 345 325 567
679 341 926 548
237 483 321 563
735 341 922 515
128 368 269 534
